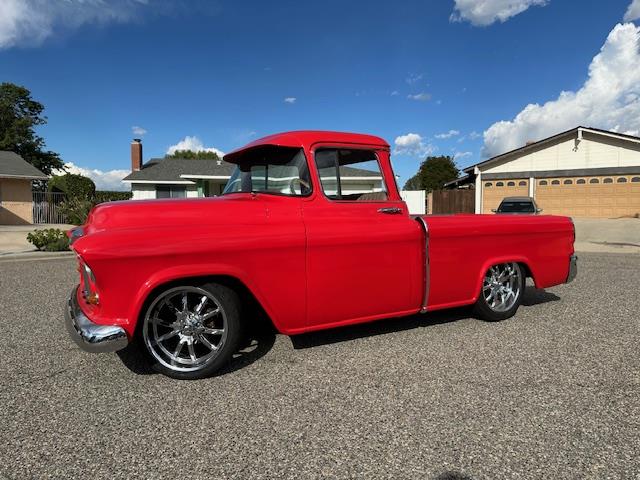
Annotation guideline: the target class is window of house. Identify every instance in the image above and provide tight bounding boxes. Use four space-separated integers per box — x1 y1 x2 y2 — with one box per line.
156 185 187 199
507 181 515 187
314 149 387 201
603 178 613 184
590 178 600 184
539 180 548 186
617 177 627 183
496 182 504 187
485 182 493 187
518 181 527 186
576 179 586 184
564 179 573 185
632 177 640 183
551 180 560 185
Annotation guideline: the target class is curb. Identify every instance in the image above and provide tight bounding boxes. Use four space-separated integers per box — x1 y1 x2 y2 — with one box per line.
0 251 75 262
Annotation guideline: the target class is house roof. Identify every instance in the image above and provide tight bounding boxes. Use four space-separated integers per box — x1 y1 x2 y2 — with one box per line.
462 126 640 174
122 156 382 184
122 158 236 183
0 151 48 180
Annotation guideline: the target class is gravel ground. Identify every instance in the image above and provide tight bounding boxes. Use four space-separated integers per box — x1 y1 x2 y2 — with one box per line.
0 253 638 479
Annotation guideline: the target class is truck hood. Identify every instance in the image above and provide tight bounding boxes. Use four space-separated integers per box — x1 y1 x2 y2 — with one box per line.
84 194 267 233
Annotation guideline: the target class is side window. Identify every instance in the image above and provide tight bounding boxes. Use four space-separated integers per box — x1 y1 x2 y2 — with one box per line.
314 149 387 201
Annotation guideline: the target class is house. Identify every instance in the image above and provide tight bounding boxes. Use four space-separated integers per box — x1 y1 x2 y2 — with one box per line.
448 126 640 218
0 151 48 225
122 139 385 199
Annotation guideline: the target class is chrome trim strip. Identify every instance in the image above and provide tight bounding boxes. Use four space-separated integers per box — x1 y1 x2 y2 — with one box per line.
566 255 578 283
64 285 128 353
415 216 430 312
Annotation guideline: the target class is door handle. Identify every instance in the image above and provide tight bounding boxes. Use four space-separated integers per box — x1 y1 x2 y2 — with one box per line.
377 207 403 214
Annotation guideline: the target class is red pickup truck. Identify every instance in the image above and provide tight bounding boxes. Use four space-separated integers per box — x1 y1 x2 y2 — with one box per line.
65 131 577 379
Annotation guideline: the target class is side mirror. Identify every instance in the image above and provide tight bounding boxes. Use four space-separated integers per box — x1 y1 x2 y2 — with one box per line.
536 208 543 213
491 209 497 213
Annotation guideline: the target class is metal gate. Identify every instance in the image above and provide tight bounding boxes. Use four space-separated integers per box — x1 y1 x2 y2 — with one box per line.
32 191 67 224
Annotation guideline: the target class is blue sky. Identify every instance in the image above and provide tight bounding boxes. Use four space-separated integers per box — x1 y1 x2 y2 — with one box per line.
1 0 639 189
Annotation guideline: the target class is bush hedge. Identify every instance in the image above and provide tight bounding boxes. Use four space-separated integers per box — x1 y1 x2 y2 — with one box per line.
27 228 70 251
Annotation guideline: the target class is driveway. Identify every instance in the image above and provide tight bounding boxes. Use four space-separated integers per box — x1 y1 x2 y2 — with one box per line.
573 217 640 253
0 253 638 479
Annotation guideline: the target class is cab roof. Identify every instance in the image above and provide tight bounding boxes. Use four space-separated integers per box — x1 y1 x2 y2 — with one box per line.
224 130 389 163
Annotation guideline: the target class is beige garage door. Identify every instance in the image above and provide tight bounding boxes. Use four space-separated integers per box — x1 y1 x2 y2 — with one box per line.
535 175 640 218
482 179 529 213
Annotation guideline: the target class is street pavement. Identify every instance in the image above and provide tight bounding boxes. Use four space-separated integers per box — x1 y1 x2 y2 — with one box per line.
0 253 638 479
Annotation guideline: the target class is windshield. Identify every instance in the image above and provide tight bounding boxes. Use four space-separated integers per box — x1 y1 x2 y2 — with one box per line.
498 201 535 213
222 146 312 196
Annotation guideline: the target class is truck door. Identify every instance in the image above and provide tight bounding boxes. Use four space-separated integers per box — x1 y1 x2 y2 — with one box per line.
302 146 424 329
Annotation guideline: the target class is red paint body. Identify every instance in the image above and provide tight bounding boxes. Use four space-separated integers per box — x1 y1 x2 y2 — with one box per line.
71 131 574 338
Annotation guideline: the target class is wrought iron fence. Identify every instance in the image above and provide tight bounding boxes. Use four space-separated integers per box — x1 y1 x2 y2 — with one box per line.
32 191 67 224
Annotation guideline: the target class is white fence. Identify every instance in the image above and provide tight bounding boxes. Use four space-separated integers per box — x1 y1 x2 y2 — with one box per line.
400 190 426 214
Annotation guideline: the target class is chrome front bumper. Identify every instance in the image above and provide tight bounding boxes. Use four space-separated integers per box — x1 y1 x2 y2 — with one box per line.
566 254 578 283
64 286 128 353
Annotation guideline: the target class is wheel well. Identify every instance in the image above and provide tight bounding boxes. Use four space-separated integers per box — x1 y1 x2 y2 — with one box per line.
518 262 534 282
135 275 276 335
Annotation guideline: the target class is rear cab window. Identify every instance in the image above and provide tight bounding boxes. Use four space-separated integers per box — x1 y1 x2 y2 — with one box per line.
314 149 387 201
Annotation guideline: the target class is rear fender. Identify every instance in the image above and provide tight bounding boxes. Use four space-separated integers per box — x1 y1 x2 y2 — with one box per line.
472 256 537 303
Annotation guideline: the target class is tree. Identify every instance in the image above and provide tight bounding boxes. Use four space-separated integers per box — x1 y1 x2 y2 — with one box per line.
0 83 64 176
165 150 221 160
403 155 459 192
48 173 96 198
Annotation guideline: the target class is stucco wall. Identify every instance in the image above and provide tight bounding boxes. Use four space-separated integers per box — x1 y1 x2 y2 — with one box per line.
0 178 33 224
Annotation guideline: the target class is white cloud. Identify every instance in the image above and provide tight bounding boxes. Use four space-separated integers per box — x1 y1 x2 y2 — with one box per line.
406 73 424 85
132 125 147 136
166 136 224 157
624 0 640 21
482 23 640 158
393 133 435 157
454 151 473 159
450 0 548 27
284 97 296 104
56 162 131 191
435 129 461 139
407 92 431 101
390 90 399 96
0 0 148 49
469 131 482 139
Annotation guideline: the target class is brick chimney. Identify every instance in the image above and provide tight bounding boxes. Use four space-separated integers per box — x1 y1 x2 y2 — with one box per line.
131 138 143 171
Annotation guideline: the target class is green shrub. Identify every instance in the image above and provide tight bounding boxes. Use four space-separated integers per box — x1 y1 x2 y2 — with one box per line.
26 228 70 251
94 190 133 203
58 198 95 225
48 174 96 199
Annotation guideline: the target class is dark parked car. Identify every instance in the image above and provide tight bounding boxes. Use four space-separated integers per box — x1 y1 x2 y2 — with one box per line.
492 196 543 214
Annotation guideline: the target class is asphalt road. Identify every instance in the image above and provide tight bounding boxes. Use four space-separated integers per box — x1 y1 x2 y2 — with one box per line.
0 253 638 479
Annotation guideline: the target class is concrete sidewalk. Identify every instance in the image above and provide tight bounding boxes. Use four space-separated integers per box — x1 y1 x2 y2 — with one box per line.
0 224 75 255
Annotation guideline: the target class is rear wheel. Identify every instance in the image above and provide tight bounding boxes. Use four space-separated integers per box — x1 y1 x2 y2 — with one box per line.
473 262 524 322
141 283 242 380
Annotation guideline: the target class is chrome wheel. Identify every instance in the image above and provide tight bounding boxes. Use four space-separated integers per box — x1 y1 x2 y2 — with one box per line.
142 286 228 373
482 262 522 313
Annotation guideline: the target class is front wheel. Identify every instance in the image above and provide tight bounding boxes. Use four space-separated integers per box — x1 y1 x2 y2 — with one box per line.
140 283 243 380
473 262 524 322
